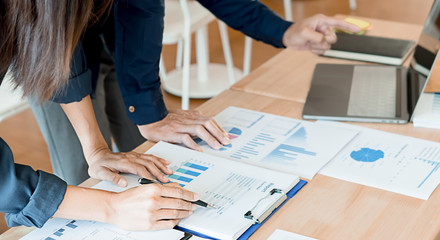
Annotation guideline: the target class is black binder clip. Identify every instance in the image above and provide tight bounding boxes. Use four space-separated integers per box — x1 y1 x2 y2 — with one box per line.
244 188 287 224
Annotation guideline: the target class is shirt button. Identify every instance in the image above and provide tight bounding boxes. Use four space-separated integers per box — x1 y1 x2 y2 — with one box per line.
129 106 135 113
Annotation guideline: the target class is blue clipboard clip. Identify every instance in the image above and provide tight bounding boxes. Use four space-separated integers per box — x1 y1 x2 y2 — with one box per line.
244 188 287 224
175 180 307 240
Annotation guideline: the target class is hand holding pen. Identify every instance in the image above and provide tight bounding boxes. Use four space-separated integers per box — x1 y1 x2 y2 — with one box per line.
139 178 216 209
106 178 199 231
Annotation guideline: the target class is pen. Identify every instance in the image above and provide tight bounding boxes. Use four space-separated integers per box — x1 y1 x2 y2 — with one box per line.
138 178 216 209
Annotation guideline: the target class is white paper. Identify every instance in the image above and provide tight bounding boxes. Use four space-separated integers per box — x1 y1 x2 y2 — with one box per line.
147 142 299 240
268 229 318 240
194 107 358 179
319 121 440 200
412 92 440 129
20 218 183 240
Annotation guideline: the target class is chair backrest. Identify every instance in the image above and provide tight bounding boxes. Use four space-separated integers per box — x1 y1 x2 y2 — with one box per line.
0 72 28 122
163 0 215 45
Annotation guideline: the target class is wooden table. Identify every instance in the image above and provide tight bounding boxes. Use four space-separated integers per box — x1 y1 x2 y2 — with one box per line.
6 90 440 240
231 16 423 103
198 90 440 240
3 16 439 240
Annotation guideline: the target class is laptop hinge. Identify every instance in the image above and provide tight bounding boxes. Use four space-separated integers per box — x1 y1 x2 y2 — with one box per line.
407 69 426 116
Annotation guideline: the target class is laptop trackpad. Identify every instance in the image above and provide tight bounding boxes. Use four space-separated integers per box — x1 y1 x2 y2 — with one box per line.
347 66 397 118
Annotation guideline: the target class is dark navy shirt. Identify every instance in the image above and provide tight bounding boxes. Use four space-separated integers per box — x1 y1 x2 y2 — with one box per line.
0 138 67 227
53 0 292 125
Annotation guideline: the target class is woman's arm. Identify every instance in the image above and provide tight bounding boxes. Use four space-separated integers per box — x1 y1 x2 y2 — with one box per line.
60 95 172 186
1 133 196 230
0 138 67 228
54 183 198 230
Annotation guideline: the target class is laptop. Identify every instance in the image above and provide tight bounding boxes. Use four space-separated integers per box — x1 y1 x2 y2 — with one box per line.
302 1 440 124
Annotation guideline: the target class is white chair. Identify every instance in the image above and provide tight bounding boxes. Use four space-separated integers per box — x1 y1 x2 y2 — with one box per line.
243 36 252 77
268 0 357 75
160 0 242 110
0 72 28 122
283 0 293 21
349 0 357 10
243 0 359 78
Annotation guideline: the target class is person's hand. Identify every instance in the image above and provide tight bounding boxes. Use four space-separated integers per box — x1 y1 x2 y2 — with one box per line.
282 14 361 54
108 183 199 230
87 147 173 187
138 109 230 151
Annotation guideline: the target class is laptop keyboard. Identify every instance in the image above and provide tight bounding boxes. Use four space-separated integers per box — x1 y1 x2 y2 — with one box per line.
347 66 397 118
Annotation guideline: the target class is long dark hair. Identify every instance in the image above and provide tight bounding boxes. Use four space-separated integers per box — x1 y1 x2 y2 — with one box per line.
0 0 111 101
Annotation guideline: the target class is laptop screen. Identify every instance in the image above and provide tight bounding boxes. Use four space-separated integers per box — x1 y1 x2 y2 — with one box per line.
411 0 440 76
407 1 440 115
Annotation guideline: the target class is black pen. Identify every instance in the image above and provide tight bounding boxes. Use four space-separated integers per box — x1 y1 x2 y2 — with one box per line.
138 178 216 209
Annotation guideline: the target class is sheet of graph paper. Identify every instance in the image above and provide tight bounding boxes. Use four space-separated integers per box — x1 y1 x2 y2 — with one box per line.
319 121 440 200
194 106 358 179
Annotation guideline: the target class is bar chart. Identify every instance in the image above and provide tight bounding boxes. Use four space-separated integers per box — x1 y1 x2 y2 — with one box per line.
416 146 440 188
432 93 440 114
230 132 276 160
263 144 317 164
44 220 78 239
262 126 317 164
169 161 211 187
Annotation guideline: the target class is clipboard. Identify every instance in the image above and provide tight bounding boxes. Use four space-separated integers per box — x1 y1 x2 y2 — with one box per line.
176 179 308 240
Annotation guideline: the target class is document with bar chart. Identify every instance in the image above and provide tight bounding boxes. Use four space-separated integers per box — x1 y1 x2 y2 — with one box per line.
20 217 184 240
194 107 358 179
319 121 440 200
146 141 300 240
412 92 440 129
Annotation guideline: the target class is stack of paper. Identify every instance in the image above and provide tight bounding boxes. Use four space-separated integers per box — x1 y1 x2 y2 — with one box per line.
412 92 440 129
20 217 184 240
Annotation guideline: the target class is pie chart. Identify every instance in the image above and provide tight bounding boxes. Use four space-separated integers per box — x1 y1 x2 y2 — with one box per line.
194 126 242 151
225 127 242 139
350 148 384 162
219 127 242 151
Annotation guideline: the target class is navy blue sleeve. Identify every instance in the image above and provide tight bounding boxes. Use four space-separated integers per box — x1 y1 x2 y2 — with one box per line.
0 138 67 228
112 0 289 125
198 0 293 48
50 43 93 104
114 0 168 126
